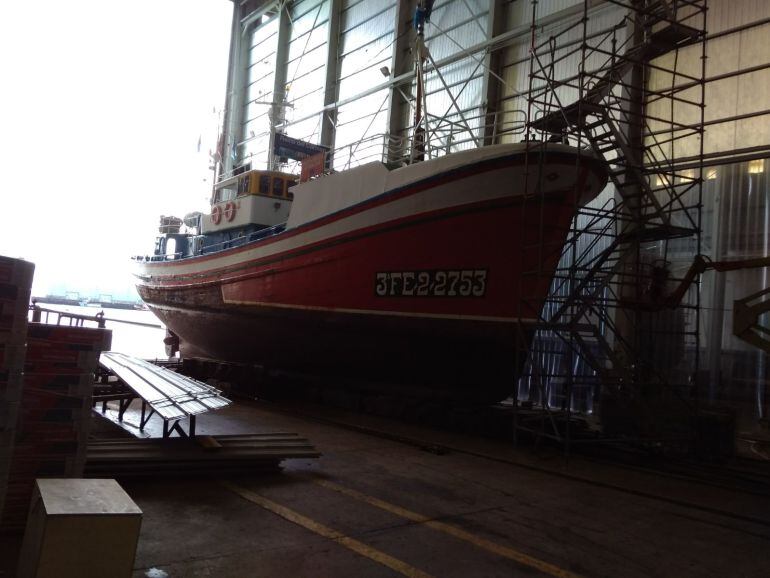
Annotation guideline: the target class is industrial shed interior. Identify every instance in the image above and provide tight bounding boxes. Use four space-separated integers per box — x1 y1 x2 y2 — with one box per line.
2 0 770 577
224 0 769 444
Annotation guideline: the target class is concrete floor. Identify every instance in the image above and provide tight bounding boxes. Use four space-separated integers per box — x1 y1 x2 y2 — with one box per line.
5 399 770 577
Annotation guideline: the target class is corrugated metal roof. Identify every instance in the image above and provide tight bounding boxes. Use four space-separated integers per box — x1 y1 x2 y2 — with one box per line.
100 353 232 421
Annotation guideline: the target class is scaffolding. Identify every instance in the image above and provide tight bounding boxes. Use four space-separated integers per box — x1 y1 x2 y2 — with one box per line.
515 0 708 450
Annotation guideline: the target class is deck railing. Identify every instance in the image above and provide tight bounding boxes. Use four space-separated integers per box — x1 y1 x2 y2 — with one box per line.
226 109 528 179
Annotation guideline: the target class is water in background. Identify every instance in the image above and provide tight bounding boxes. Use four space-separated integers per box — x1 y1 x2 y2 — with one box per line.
35 304 168 359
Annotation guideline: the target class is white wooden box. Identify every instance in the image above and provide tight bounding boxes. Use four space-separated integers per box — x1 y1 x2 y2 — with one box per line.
17 478 142 578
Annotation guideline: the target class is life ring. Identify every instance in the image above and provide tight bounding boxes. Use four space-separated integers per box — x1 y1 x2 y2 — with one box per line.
224 201 237 222
211 205 222 225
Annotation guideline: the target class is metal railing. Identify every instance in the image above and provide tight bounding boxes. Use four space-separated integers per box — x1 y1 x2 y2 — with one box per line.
30 304 162 329
233 109 529 176
133 222 288 263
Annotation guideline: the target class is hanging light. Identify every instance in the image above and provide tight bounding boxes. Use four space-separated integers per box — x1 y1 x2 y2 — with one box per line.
678 169 695 183
655 174 671 187
748 159 765 174
705 168 718 180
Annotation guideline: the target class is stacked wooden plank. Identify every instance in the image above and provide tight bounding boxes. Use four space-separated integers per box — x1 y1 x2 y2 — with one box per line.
0 256 34 528
1 323 111 531
85 434 321 478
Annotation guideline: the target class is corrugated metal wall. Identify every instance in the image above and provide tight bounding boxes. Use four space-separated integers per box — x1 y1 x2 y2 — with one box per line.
334 0 396 169
243 15 280 165
236 0 769 179
700 159 769 429
498 2 626 144
284 0 330 142
420 0 489 154
649 0 770 430
647 0 770 160
507 0 584 23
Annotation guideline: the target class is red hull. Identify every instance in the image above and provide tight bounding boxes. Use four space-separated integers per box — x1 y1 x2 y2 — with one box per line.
136 146 607 402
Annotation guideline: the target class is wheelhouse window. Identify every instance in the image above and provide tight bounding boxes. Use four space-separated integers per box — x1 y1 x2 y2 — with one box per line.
272 176 284 197
165 237 176 258
217 187 237 202
259 175 270 195
238 175 251 196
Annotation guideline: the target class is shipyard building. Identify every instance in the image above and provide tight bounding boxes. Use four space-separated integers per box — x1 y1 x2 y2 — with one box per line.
2 1 770 576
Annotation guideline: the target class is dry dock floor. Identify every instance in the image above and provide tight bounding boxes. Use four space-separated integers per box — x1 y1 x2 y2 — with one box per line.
5 399 770 578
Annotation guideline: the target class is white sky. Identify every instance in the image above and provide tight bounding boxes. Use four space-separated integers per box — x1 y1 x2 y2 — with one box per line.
0 0 233 300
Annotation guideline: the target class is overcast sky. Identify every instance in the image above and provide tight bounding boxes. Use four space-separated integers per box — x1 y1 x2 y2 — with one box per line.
0 0 232 299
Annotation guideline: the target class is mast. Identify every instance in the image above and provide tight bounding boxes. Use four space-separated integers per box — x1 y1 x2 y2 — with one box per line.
410 1 434 163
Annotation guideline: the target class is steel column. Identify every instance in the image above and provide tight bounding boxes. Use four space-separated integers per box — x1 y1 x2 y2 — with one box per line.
223 2 250 175
386 0 414 163
268 2 292 170
320 0 342 152
481 0 505 146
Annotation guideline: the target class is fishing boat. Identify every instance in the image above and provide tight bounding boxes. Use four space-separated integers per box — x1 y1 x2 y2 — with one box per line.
134 142 607 403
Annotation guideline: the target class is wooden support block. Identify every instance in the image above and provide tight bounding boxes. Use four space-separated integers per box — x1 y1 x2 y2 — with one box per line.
196 435 222 449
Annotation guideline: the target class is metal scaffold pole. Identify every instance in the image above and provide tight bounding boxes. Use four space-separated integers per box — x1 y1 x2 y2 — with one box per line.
516 0 708 452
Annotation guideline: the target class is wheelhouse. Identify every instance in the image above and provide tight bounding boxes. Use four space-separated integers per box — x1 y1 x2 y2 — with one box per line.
144 169 298 261
212 170 296 204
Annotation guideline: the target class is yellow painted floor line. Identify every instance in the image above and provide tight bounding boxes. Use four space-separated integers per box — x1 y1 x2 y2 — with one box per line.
221 481 434 578
315 479 583 578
